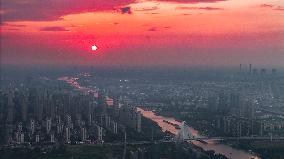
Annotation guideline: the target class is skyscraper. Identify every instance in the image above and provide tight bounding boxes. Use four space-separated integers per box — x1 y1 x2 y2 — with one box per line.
65 127 71 143
35 134 40 142
137 111 142 133
81 127 87 141
7 89 14 124
46 118 52 134
50 133 55 142
21 95 28 122
97 126 103 142
30 119 35 134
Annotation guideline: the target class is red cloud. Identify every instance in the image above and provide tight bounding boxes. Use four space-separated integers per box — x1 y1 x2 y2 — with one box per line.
259 4 274 8
259 4 284 11
176 6 224 10
1 0 135 22
274 6 284 11
40 26 69 32
1 0 227 22
155 0 225 3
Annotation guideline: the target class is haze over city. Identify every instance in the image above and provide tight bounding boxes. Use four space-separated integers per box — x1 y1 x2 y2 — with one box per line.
1 1 284 159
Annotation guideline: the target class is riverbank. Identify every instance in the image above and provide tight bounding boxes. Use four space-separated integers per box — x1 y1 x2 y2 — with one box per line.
138 107 261 159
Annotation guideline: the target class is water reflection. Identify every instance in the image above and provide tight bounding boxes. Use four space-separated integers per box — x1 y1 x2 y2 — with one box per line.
58 76 260 159
137 108 261 159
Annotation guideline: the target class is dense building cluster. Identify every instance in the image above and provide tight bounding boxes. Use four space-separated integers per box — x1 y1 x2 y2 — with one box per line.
91 66 284 138
0 78 142 146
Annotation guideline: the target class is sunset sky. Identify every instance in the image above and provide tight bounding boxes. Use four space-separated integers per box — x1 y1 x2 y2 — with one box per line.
1 0 284 67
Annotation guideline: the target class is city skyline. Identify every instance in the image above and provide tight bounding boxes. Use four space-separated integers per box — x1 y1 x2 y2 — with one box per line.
1 1 284 158
1 0 284 67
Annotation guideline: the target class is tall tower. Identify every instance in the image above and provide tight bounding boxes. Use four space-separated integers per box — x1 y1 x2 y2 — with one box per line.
136 111 142 133
46 118 52 134
65 127 71 143
7 89 14 124
0 92 4 122
67 115 72 128
21 95 28 122
30 119 35 134
112 121 118 134
97 126 103 142
81 127 87 141
35 94 43 122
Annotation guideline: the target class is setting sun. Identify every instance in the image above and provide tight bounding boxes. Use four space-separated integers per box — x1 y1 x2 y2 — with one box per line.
91 45 98 51
1 1 284 159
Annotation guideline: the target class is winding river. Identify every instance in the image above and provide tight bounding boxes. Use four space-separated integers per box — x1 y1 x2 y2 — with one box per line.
59 76 260 159
138 108 260 159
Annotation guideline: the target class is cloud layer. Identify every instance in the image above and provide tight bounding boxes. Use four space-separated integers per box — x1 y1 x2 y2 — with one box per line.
40 26 69 32
1 0 227 22
1 0 135 22
176 6 224 10
259 4 284 11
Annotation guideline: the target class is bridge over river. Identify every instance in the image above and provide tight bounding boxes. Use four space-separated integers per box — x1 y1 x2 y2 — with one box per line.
175 121 284 142
60 76 268 159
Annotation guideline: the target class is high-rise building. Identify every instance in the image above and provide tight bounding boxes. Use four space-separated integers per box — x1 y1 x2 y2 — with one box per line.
50 133 55 142
97 126 103 142
15 132 24 143
137 112 141 133
46 118 52 133
98 91 107 113
35 134 40 142
88 113 92 126
47 94 55 119
35 94 43 122
242 100 255 119
105 115 111 127
20 133 24 143
66 115 72 128
18 122 23 132
7 89 14 124
81 127 87 141
230 93 241 116
56 115 61 124
112 121 118 134
57 124 63 134
21 94 28 122
30 119 35 134
65 127 71 143
15 132 20 143
0 92 4 123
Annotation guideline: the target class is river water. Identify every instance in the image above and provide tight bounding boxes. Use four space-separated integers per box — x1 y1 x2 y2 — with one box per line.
137 108 261 159
59 76 260 159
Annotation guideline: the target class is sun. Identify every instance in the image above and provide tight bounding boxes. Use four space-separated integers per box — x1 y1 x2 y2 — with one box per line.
91 45 98 51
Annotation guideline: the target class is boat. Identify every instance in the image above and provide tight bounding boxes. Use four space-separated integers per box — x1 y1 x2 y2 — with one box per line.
163 120 180 129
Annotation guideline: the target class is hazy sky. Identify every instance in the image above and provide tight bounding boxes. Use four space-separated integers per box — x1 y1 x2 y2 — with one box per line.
1 0 284 67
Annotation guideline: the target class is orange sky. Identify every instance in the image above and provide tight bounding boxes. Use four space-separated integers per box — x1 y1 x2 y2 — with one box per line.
1 0 284 67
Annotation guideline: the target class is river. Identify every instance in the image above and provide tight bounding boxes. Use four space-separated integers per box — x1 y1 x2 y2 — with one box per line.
137 108 261 159
58 76 260 159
